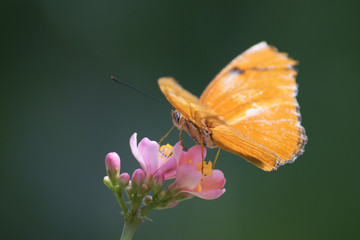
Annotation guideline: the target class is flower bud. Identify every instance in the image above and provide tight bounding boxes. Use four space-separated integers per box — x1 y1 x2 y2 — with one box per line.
174 192 194 202
143 195 153 205
156 201 179 209
152 172 164 195
118 172 130 188
158 190 166 200
105 152 121 185
103 176 113 189
125 185 133 200
166 185 181 197
131 168 145 192
140 183 149 195
166 201 179 208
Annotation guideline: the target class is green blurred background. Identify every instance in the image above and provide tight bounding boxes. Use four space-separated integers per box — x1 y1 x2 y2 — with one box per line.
1 0 359 239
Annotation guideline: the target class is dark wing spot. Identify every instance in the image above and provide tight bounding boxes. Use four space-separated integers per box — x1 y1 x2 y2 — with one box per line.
230 67 245 75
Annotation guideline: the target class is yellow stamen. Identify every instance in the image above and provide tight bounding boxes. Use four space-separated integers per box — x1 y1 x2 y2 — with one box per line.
196 161 212 177
158 144 173 161
196 183 202 192
188 158 192 164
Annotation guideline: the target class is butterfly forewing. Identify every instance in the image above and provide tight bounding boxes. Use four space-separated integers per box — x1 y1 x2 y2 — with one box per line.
158 77 226 128
200 42 297 107
207 72 297 115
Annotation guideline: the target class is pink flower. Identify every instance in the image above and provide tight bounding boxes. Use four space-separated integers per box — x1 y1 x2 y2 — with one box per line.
173 142 226 200
129 133 225 199
130 133 176 179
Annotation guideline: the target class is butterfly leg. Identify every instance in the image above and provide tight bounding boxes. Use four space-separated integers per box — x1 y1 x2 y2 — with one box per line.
200 132 204 173
158 125 175 145
179 128 188 151
213 148 221 169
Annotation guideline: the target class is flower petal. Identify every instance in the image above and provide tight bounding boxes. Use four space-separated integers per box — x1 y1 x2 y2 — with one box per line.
184 188 226 200
186 145 207 165
201 170 226 191
156 157 177 179
138 137 160 175
172 142 183 163
130 133 146 171
176 165 202 189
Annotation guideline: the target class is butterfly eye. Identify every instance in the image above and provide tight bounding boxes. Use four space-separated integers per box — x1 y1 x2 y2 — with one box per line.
172 110 182 126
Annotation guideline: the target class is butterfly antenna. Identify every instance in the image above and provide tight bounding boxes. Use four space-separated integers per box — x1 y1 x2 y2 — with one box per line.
110 76 172 109
158 125 175 145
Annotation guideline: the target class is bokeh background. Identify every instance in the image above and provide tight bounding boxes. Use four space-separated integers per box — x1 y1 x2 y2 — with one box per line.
1 0 359 239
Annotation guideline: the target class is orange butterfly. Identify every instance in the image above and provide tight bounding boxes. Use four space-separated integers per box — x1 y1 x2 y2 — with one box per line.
158 42 307 171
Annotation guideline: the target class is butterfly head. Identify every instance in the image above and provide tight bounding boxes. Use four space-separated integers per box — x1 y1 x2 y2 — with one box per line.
171 110 183 128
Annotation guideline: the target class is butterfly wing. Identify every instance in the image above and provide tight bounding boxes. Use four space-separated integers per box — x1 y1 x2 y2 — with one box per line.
158 77 281 170
211 124 280 171
200 42 307 168
158 77 226 128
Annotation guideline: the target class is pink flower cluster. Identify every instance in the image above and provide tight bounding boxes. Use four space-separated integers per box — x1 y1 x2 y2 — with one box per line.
129 133 226 200
105 133 226 200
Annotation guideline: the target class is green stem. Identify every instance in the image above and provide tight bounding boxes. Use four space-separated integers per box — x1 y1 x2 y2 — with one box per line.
140 203 156 217
120 216 141 240
113 188 128 214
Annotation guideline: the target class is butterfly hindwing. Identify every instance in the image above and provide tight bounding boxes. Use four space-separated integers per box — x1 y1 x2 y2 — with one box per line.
211 124 280 171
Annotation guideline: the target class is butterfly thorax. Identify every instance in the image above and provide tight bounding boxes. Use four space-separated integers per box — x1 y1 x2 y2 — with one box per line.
172 110 216 148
